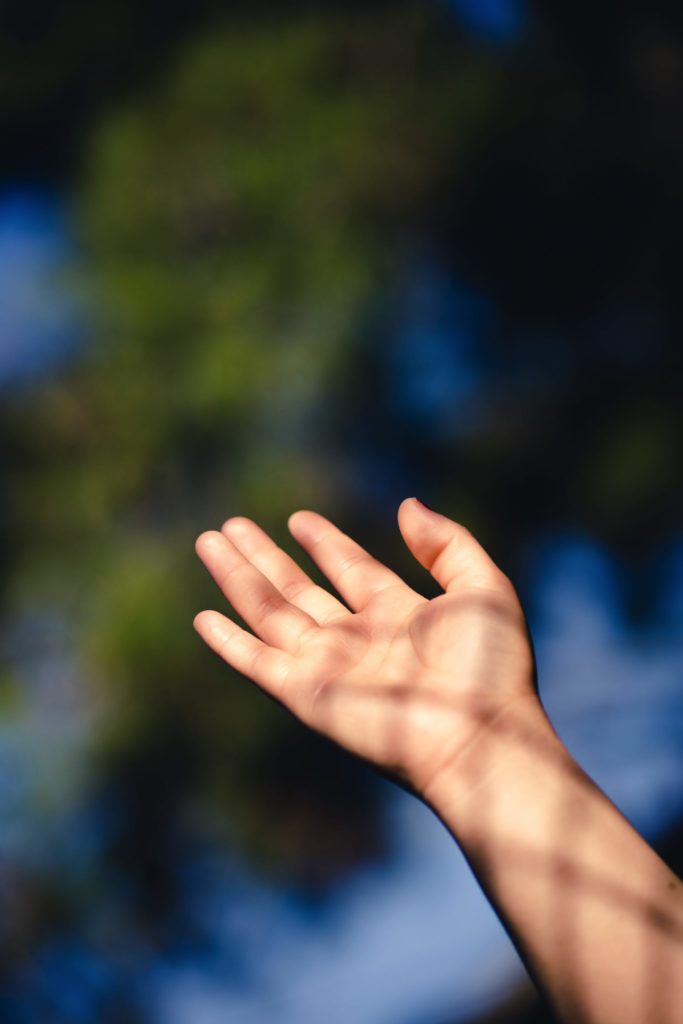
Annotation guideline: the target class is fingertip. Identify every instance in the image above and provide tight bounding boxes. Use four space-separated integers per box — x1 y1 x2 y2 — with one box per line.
398 496 440 523
221 516 252 537
413 496 438 512
287 509 311 534
193 609 210 633
195 530 223 557
399 495 420 514
194 607 227 635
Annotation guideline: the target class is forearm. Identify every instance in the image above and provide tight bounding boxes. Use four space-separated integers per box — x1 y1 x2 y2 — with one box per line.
426 697 683 1024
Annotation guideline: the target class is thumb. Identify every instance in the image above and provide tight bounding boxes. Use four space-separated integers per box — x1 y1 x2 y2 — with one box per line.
397 498 507 593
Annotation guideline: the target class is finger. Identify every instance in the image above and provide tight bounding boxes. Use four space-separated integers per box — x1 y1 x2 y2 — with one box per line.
397 497 508 592
287 510 411 611
221 517 349 625
193 609 292 699
195 531 319 652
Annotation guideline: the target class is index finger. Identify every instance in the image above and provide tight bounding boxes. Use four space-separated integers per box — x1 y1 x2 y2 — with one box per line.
287 510 412 612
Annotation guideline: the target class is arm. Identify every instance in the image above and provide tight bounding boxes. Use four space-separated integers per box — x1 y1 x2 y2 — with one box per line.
194 498 683 1024
427 699 683 1024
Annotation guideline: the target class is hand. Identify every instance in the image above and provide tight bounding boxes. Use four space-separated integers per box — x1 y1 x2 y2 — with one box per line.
194 498 538 801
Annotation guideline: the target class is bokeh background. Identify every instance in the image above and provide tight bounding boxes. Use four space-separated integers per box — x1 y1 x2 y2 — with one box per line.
1 1 682 1021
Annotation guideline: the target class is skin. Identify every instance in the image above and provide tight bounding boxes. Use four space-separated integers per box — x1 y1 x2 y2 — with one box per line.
194 498 683 1024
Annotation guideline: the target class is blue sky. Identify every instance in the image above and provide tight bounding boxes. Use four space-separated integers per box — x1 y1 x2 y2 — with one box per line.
0 189 81 390
449 0 526 40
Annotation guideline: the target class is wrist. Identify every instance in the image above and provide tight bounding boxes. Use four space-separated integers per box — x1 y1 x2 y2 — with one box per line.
422 693 565 840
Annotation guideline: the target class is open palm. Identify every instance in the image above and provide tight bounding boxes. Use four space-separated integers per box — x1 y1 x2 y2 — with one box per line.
194 498 536 798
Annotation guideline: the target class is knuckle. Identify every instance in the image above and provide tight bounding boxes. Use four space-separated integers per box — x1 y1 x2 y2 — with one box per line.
221 561 246 584
281 577 310 601
248 644 268 672
254 591 283 621
309 529 334 552
430 534 459 575
217 627 236 658
335 550 367 579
